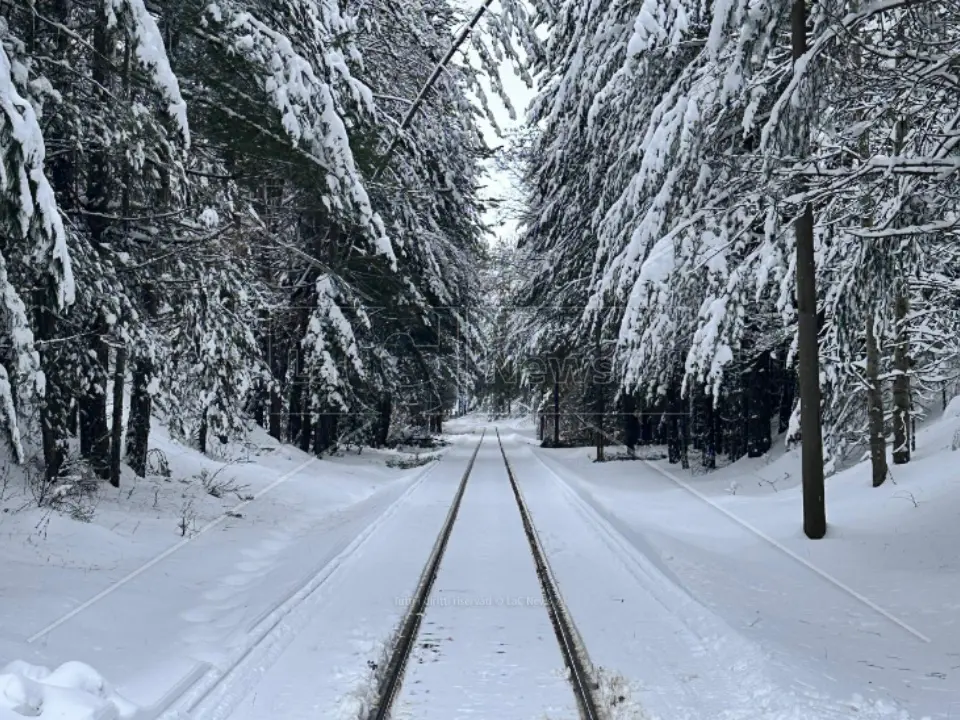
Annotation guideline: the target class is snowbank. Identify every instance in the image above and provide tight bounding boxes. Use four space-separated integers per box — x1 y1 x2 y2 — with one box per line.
530 406 960 718
0 660 136 719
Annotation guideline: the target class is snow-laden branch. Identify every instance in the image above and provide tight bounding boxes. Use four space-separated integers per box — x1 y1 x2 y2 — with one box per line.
106 0 190 145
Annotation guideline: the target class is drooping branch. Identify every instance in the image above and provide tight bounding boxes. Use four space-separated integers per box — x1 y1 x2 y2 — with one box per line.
372 0 496 179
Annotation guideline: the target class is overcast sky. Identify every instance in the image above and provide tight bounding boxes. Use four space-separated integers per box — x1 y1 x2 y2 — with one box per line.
460 5 537 247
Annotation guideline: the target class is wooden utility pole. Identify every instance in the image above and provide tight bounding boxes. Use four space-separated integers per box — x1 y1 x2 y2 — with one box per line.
792 0 826 538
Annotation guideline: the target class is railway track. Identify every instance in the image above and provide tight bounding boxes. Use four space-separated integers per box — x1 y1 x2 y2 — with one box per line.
497 429 603 720
366 431 485 720
366 429 603 720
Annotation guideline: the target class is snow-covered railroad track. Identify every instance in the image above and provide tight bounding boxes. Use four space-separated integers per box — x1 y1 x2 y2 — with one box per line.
365 431 485 720
496 429 603 720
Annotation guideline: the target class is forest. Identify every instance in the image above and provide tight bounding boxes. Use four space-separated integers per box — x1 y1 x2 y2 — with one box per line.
1 0 959 538
0 0 538 488
482 0 960 538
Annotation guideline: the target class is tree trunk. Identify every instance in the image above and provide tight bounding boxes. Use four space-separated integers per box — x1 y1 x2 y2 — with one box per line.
126 357 152 477
702 395 717 469
35 283 67 483
198 409 208 454
312 408 324 455
667 383 681 464
865 318 887 486
680 413 689 469
80 330 111 480
747 355 772 457
252 383 266 428
892 289 911 464
622 394 639 454
778 365 795 434
666 412 680 464
552 379 560 445
313 412 337 455
269 384 283 440
792 0 826 539
67 401 78 436
375 393 392 447
288 363 303 445
109 345 126 488
299 379 313 454
267 322 285 441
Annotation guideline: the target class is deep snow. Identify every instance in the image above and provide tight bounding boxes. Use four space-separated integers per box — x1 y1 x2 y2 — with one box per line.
519 410 960 720
3 409 958 719
0 422 443 718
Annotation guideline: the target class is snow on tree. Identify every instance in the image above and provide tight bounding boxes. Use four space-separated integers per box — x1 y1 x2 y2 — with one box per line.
0 40 75 462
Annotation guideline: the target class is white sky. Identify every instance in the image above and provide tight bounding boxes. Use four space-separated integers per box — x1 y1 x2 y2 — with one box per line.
456 1 537 247
477 63 534 246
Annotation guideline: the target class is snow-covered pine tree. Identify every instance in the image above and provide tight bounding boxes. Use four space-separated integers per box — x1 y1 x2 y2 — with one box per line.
0 38 74 469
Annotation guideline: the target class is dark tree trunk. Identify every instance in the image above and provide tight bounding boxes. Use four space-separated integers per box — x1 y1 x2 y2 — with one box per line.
640 400 654 445
552 379 560 445
80 330 110 480
792 0 826 539
778 370 795 434
314 412 337 454
109 345 126 488
68 401 78 436
288 358 304 445
666 383 681 464
35 284 67 483
679 392 689 470
740 381 751 459
892 290 911 465
126 358 152 477
82 15 113 481
702 395 717 469
666 414 680 464
252 384 266 428
312 409 324 455
330 414 339 450
622 394 639 453
198 409 208 455
747 355 772 457
299 380 313 454
375 394 392 447
866 318 887 486
269 384 283 441
726 388 746 462
266 322 286 441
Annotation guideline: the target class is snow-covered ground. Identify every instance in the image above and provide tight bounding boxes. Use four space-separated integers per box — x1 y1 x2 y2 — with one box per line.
394 438 576 720
4 409 957 719
521 409 960 720
208 435 480 720
0 423 447 719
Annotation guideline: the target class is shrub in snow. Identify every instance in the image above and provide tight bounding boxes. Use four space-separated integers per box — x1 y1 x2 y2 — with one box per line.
0 660 137 719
